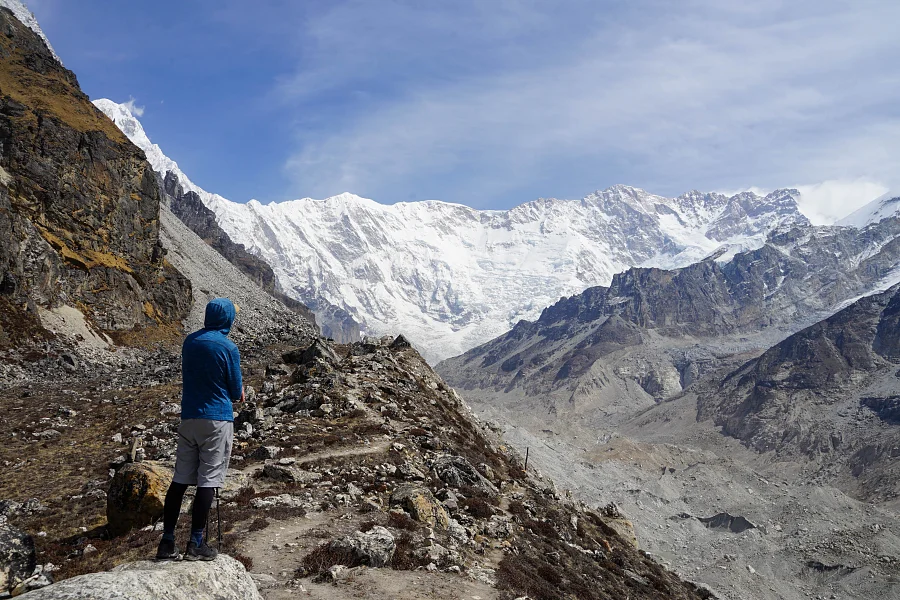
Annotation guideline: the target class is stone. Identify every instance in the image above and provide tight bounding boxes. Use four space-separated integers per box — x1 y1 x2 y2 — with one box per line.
431 455 498 494
248 573 278 590
249 446 280 460
389 335 412 349
0 520 35 596
16 554 261 600
390 484 449 529
249 494 305 510
106 462 173 537
282 339 340 367
262 464 322 485
327 526 395 568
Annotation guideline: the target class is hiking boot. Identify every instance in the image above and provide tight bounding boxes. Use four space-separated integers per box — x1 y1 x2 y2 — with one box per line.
155 538 181 561
185 540 217 561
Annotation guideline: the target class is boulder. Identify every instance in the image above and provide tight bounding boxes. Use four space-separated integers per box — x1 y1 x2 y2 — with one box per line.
261 464 322 485
249 446 280 460
106 462 172 537
0 520 36 596
17 554 261 600
431 455 497 494
327 526 395 567
282 339 340 367
390 484 449 529
389 335 412 350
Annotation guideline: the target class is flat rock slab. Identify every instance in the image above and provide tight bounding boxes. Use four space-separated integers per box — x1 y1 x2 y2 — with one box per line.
18 555 261 600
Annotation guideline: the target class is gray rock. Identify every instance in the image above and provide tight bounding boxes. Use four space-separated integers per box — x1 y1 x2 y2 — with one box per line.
327 526 395 568
249 446 280 460
0 520 35 595
282 339 340 367
17 554 261 599
431 455 497 494
261 464 322 485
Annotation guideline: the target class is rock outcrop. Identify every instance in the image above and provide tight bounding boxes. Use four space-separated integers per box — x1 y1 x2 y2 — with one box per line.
0 7 190 350
17 555 261 600
106 462 172 537
0 519 35 595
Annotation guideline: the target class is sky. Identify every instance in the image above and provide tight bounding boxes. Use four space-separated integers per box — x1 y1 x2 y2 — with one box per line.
26 0 900 223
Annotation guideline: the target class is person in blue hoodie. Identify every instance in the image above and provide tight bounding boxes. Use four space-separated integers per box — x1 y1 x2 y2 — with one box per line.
156 298 243 561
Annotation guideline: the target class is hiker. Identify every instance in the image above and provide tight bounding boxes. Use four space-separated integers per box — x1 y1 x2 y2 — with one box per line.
156 298 243 561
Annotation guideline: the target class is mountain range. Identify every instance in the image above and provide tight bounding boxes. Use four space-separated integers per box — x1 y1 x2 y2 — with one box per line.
94 99 825 363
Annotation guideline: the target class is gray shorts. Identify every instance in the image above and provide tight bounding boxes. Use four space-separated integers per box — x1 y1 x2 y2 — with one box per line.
173 419 233 488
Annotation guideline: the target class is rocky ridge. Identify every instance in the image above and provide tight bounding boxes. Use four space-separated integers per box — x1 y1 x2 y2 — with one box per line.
0 334 713 600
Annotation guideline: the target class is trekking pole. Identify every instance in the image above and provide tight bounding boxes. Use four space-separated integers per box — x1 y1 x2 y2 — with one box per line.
216 488 222 551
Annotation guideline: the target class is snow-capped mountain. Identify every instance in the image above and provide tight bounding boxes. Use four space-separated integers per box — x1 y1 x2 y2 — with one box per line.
95 98 809 363
836 190 899 227
0 0 60 63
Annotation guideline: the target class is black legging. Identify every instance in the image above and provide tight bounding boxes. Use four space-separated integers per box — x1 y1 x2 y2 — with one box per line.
163 483 215 538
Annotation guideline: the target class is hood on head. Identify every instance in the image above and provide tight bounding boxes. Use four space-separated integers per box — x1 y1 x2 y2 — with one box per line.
204 298 236 334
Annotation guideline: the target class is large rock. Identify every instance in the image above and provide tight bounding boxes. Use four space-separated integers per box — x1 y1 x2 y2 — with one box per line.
0 519 35 595
327 526 395 567
18 554 261 600
390 484 449 529
106 462 172 537
261 463 322 485
282 339 340 367
431 455 497 494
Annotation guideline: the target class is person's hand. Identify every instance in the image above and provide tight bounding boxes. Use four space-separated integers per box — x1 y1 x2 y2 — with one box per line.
239 388 245 404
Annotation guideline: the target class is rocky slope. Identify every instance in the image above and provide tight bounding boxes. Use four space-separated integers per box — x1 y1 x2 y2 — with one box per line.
0 7 191 370
0 333 714 600
90 99 811 362
438 217 900 599
158 170 319 334
697 283 900 502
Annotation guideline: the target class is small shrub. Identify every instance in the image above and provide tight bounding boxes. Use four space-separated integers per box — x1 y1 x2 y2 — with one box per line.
387 511 419 531
234 553 254 571
461 496 494 519
298 542 359 576
389 532 429 571
248 517 269 532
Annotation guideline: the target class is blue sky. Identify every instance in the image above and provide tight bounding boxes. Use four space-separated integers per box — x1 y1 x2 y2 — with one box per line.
26 0 900 221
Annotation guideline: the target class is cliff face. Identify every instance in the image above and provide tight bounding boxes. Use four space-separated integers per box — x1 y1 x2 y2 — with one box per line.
0 7 190 347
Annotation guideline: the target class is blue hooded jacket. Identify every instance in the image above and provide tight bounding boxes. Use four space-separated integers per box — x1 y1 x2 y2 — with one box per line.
181 298 242 421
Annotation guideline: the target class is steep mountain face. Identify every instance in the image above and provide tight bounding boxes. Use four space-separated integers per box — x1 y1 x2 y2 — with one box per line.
158 171 319 333
439 218 900 421
697 284 900 501
89 99 810 363
0 8 190 352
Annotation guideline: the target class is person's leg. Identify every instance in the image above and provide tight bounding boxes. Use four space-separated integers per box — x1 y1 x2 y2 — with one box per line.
162 482 189 541
190 487 215 546
158 420 199 559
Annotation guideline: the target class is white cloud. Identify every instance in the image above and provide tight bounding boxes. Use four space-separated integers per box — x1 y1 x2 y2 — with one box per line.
795 180 890 226
122 97 144 118
272 0 900 208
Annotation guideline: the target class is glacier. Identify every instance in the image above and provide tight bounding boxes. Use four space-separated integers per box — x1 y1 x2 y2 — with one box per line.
94 98 809 363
